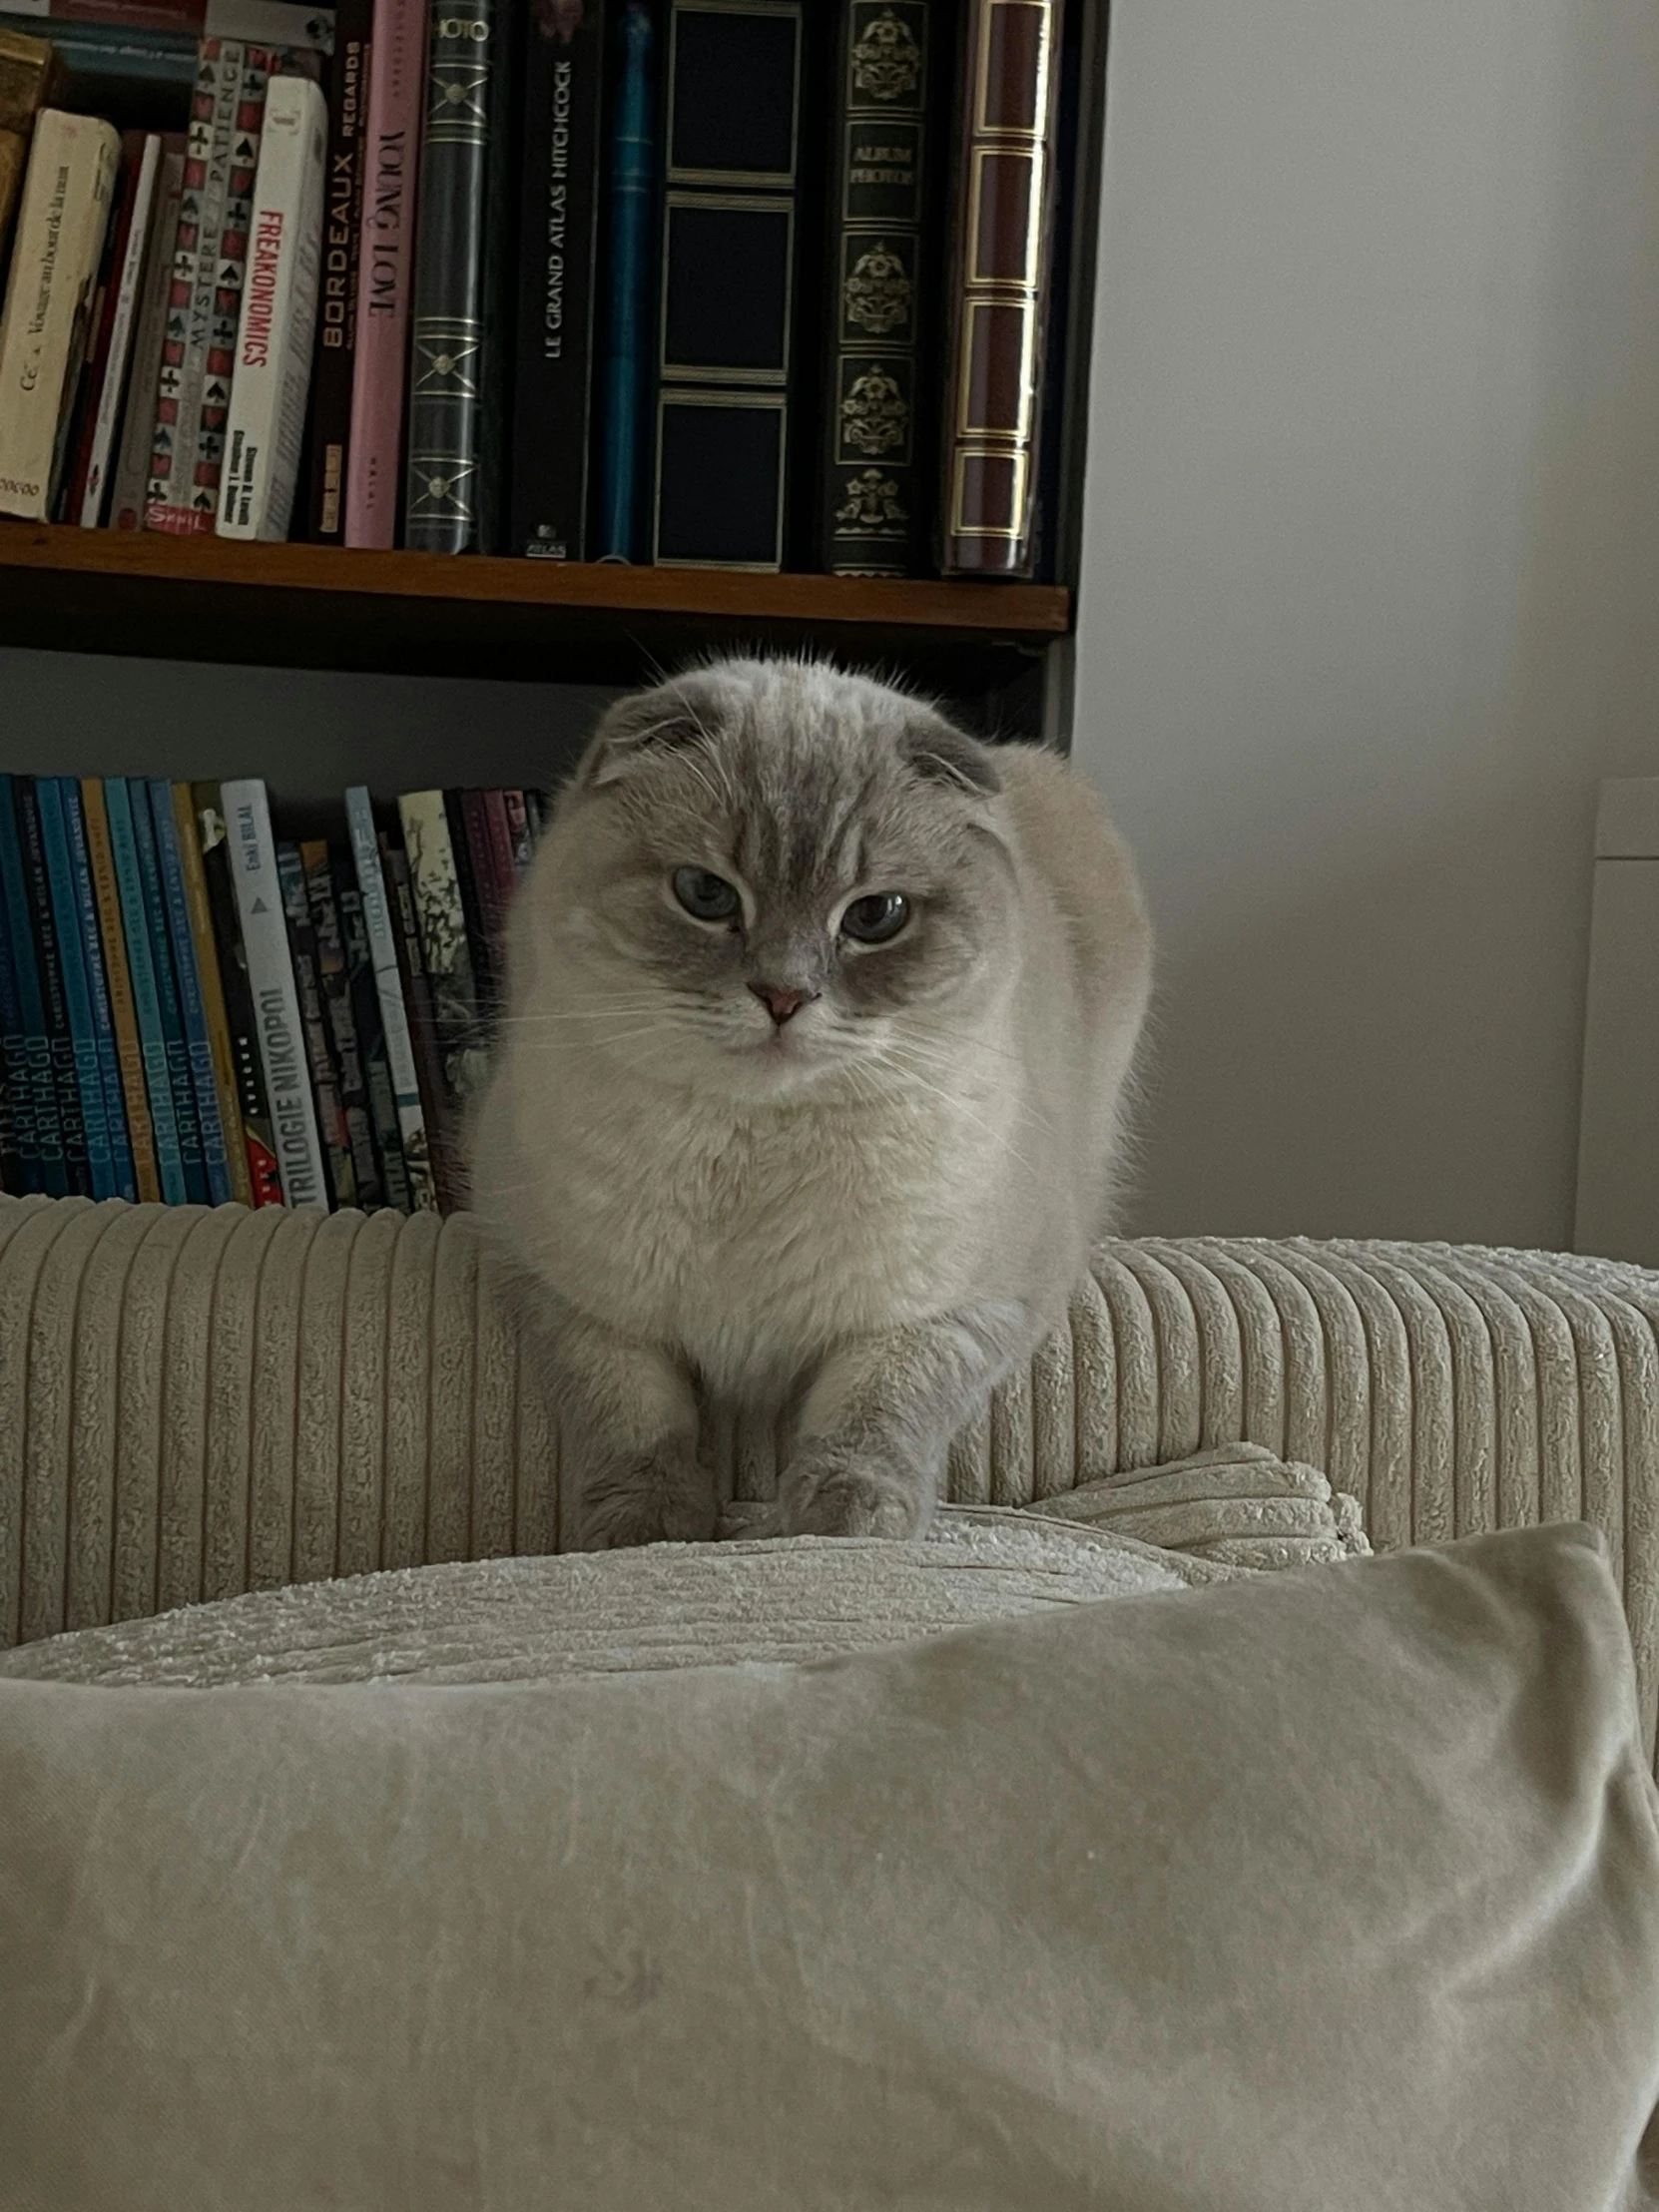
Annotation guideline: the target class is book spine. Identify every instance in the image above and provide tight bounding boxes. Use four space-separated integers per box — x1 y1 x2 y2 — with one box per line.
102 778 187 1203
508 0 604 561
0 808 36 1193
501 786 532 876
0 111 122 520
170 782 251 1204
59 782 139 1202
459 786 505 989
146 40 276 535
108 138 185 531
127 779 208 1202
0 777 68 1196
218 71 328 538
193 783 281 1204
395 787 482 1124
78 133 163 525
60 130 140 525
401 0 501 553
81 778 161 1201
336 861 410 1210
221 777 328 1207
443 784 495 1014
14 779 94 1196
147 778 234 1202
345 787 437 1209
820 0 940 576
303 0 372 540
0 31 56 270
938 0 1063 577
594 0 652 561
301 838 382 1208
379 829 457 1209
36 779 117 1198
343 0 425 548
276 840 349 1205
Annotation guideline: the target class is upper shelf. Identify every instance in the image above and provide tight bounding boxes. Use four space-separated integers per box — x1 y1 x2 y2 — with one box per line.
0 523 1069 694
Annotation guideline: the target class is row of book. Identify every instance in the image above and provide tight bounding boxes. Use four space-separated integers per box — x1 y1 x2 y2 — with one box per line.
0 0 1073 576
0 772 545 1211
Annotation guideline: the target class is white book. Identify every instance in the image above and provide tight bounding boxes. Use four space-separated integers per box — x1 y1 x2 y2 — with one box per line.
222 778 329 1210
345 789 439 1213
217 75 328 541
0 109 120 521
79 133 162 528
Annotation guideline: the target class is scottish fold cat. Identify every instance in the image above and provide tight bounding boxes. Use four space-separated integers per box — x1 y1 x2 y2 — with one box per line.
470 657 1152 1544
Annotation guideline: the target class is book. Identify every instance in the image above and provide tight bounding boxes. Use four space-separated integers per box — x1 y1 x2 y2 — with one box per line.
74 131 163 525
108 135 185 529
57 127 142 524
13 778 94 1197
343 0 424 547
0 110 121 520
126 777 209 1202
592 0 652 560
937 0 1063 577
170 781 252 1203
301 838 382 1206
302 0 370 539
335 858 409 1209
36 779 120 1199
103 775 189 1203
276 839 350 1204
401 0 509 554
508 0 605 561
146 39 278 535
148 777 235 1202
0 28 58 282
57 781 140 1201
442 783 493 1013
216 69 327 537
220 777 328 1206
80 777 161 1200
396 786 485 1119
819 0 942 576
0 776 65 1196
502 786 533 875
0 816 36 1194
651 0 804 570
379 829 455 1208
458 786 505 988
344 787 437 1208
193 783 281 1203
1 4 335 52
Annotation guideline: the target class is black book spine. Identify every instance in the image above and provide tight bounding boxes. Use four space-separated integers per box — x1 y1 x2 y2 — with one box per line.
509 0 606 560
13 780 93 1198
442 787 497 1016
380 831 460 1211
336 862 413 1211
306 0 375 540
403 0 511 552
194 788 282 1208
819 0 943 576
303 842 384 1209
276 844 349 1209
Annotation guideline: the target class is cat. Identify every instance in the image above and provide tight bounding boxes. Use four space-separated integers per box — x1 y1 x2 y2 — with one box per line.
468 656 1153 1546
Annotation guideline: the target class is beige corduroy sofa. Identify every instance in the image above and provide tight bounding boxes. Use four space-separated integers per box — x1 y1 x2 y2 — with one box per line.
3 1191 1657 1769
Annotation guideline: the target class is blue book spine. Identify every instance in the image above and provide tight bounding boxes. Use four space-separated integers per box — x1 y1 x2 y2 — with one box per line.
104 779 188 1206
0 793 39 1193
37 781 116 1200
62 783 138 1204
126 782 207 1205
596 0 656 561
0 778 64 1196
148 781 232 1204
14 778 92 1197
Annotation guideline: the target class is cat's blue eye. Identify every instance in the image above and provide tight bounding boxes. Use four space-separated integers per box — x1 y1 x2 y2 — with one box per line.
840 892 910 944
673 867 742 922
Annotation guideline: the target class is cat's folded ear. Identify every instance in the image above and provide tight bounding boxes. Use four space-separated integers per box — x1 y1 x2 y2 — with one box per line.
901 713 1002 799
572 689 709 794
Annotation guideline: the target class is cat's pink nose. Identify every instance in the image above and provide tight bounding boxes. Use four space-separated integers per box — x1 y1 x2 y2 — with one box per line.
750 983 814 1026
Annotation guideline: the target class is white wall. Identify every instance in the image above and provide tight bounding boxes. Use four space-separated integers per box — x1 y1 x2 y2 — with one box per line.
1071 0 1659 1248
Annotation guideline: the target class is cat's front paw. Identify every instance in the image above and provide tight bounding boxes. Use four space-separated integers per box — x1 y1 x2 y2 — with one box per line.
581 1443 717 1549
775 1444 935 1540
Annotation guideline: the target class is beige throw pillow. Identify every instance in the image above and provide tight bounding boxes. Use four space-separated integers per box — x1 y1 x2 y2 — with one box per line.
2 1522 1657 2211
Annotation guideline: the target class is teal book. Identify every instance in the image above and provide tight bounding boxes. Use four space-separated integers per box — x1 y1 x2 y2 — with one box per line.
594 0 657 559
60 782 138 1204
37 779 117 1200
13 779 93 1197
103 778 189 1207
0 776 66 1197
126 781 207 1205
148 781 233 1205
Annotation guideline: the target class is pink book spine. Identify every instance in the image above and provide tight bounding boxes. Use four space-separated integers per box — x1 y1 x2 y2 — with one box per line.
344 0 426 549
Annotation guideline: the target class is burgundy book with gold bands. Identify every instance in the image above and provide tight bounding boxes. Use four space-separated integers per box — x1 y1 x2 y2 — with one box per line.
938 0 1063 578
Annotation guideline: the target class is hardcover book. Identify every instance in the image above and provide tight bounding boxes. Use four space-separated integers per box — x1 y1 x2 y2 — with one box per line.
938 0 1063 576
301 838 382 1207
35 779 116 1199
217 70 327 537
13 778 94 1197
103 775 189 1204
108 136 186 530
127 777 210 1203
76 131 163 526
0 776 66 1196
170 780 252 1204
302 0 370 539
194 784 282 1204
344 0 426 547
335 859 409 1209
57 781 140 1202
508 0 605 561
345 788 437 1209
401 0 510 553
148 778 235 1202
80 778 161 1200
395 787 484 1126
220 776 328 1208
651 0 804 570
0 109 121 521
276 839 350 1205
379 830 456 1209
592 0 654 561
